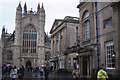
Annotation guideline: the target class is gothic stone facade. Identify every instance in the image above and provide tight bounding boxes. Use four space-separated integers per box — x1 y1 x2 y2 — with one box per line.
1 3 51 68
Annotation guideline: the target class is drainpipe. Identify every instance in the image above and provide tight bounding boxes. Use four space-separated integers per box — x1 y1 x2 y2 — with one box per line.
95 2 100 69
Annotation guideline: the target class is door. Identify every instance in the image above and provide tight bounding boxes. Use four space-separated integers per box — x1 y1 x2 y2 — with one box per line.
82 56 87 75
26 61 31 69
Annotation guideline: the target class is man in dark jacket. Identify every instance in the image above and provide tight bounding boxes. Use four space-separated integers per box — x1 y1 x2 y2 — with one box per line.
44 66 49 80
18 65 25 80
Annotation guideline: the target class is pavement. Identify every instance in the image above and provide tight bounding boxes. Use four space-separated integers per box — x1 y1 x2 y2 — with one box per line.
48 72 73 80
1 70 75 80
24 70 74 80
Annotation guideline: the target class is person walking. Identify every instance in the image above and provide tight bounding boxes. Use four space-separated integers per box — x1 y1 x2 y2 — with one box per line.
97 67 108 80
72 69 80 80
18 65 25 80
34 66 39 77
39 65 45 80
44 66 49 80
8 66 12 78
2 65 7 79
10 66 18 80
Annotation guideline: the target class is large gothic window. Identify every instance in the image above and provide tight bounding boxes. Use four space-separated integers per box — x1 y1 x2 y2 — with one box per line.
22 25 37 55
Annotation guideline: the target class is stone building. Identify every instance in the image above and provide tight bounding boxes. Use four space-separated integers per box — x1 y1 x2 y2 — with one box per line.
50 16 79 70
1 28 15 67
98 2 120 78
77 2 97 77
77 1 120 78
1 2 51 68
0 38 2 67
0 36 2 80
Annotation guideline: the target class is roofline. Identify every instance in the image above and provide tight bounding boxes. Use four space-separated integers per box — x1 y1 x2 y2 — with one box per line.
50 20 79 35
77 2 86 8
50 19 63 34
50 16 79 34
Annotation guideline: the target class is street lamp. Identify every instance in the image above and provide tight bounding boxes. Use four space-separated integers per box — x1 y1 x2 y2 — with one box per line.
76 53 78 56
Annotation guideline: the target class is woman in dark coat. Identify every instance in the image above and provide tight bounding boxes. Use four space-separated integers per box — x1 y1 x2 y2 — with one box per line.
18 65 25 80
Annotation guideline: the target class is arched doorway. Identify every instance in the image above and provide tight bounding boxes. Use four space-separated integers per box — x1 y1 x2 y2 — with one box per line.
26 61 31 69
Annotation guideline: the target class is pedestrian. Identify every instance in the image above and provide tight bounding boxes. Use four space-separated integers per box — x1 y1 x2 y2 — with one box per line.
27 66 30 71
8 65 12 78
44 66 49 80
18 65 25 80
72 69 80 80
2 65 7 79
34 66 39 77
32 67 36 77
39 65 45 80
97 66 108 80
30 66 33 72
5 66 8 79
50 66 54 72
10 66 18 80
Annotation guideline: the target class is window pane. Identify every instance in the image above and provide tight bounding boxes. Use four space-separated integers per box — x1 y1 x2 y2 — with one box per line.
83 11 89 19
23 41 24 47
35 41 36 47
32 34 34 39
31 49 33 53
85 21 90 39
104 18 112 28
23 33 25 39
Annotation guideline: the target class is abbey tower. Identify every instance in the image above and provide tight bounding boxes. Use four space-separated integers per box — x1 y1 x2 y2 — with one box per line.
12 2 50 68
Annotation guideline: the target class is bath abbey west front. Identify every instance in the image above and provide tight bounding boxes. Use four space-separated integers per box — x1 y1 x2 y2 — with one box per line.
1 2 51 68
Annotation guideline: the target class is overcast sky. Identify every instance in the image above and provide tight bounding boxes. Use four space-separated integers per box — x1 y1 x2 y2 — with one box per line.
0 0 79 36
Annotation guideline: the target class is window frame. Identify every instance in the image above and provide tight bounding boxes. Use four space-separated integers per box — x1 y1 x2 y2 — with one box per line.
103 17 112 28
7 54 13 60
105 40 115 69
82 10 90 40
57 34 60 52
82 10 90 20
84 20 90 40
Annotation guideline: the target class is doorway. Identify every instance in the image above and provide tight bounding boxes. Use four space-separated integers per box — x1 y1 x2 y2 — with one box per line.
26 61 31 69
82 56 87 75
